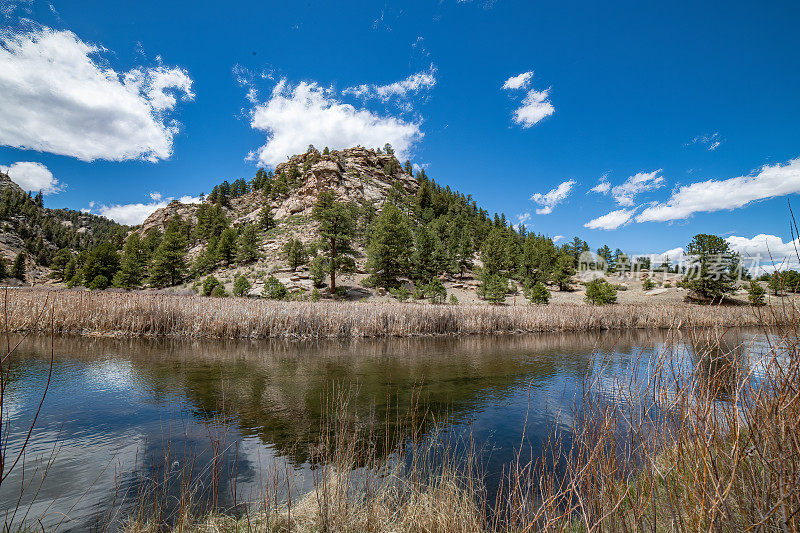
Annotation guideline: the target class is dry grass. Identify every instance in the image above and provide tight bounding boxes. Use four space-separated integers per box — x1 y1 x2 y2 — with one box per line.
2 288 790 339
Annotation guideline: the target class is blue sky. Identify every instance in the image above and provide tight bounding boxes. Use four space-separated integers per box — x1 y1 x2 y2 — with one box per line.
1 0 800 262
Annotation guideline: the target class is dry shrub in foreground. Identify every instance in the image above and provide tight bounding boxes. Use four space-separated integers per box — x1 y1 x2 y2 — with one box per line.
3 289 788 339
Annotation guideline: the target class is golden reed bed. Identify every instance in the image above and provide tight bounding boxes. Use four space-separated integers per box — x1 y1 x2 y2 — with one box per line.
2 288 788 339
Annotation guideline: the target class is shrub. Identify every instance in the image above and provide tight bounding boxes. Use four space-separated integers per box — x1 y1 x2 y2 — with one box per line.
524 281 550 304
411 285 425 300
210 284 228 297
642 278 655 291
389 286 410 302
449 293 459 305
309 288 321 301
262 276 288 300
89 274 110 290
747 280 766 306
423 279 447 304
202 275 221 296
233 274 252 297
585 278 618 305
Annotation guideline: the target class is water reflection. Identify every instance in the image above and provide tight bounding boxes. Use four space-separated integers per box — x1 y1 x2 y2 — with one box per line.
0 329 775 530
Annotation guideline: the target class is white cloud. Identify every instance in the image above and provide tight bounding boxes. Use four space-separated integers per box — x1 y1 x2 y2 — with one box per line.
590 177 611 194
502 71 533 90
97 192 201 225
584 208 636 230
0 161 62 194
343 66 437 101
512 89 554 128
686 132 723 151
0 27 194 162
249 79 423 168
610 169 664 206
725 234 800 272
651 247 686 264
530 179 575 215
502 71 554 128
552 235 565 243
637 158 800 223
516 212 531 224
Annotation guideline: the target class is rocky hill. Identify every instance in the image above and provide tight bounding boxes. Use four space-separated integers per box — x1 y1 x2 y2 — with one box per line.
0 171 128 283
139 146 420 287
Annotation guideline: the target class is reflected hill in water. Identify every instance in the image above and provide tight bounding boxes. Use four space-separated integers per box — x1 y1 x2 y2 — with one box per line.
12 330 684 463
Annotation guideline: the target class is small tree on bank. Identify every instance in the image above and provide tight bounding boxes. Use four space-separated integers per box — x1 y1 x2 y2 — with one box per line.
747 280 766 306
684 234 738 301
524 281 550 304
149 217 188 288
366 203 412 288
585 278 618 305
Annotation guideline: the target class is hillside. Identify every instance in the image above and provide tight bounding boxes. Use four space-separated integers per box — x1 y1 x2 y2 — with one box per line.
0 172 129 284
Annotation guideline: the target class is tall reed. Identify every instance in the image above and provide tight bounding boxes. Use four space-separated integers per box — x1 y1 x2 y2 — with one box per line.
3 289 787 340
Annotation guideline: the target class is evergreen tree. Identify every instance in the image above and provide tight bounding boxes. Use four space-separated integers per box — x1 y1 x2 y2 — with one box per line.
585 278 618 305
480 228 507 276
236 224 260 264
477 272 508 304
259 207 276 231
552 252 576 291
11 252 25 281
312 190 356 293
49 248 72 281
82 242 120 286
411 225 437 281
233 274 252 297
0 255 6 280
284 238 308 271
149 217 188 288
454 230 474 278
113 234 147 289
524 281 550 304
684 234 738 300
216 227 238 265
366 203 413 288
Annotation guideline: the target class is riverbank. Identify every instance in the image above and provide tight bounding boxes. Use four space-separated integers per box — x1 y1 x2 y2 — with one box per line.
2 288 791 339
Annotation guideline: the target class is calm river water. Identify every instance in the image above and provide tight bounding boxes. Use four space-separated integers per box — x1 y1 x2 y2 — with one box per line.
0 329 775 530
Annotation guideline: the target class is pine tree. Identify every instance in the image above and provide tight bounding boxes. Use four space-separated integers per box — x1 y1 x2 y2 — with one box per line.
366 203 413 288
312 190 356 293
0 255 7 280
684 234 738 300
49 248 72 281
552 252 576 291
236 224 260 264
259 207 276 231
149 217 188 288
11 252 25 281
216 228 237 265
81 242 120 286
454 230 474 279
284 238 308 271
480 228 507 276
114 234 147 289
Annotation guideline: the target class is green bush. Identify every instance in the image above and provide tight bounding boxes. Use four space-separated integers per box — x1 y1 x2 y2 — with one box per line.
423 278 447 304
262 276 288 300
585 278 618 305
747 280 766 306
233 274 251 297
449 293 459 305
642 278 655 291
210 284 228 297
389 286 410 302
89 274 110 290
202 275 221 296
524 281 550 304
309 288 321 301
